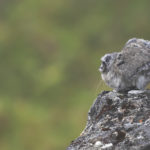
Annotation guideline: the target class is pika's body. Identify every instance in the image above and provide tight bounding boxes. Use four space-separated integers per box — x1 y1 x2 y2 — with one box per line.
99 38 150 92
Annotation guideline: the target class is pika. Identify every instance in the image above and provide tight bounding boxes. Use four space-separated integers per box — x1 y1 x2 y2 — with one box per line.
99 38 150 92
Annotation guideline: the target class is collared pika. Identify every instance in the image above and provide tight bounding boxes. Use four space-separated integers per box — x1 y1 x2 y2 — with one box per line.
99 38 150 92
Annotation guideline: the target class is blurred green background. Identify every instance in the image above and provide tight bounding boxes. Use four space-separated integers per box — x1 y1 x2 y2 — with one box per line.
1 0 150 150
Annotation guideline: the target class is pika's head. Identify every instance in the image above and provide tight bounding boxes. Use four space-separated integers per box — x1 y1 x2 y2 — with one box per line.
99 53 117 73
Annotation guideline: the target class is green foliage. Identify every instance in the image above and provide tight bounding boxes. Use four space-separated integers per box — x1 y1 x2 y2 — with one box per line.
1 0 150 149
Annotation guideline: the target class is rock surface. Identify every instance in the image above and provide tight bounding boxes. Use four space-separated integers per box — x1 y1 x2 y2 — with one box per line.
67 90 150 150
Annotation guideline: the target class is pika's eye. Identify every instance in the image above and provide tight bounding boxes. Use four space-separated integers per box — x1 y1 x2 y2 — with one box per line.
102 61 105 65
105 56 111 62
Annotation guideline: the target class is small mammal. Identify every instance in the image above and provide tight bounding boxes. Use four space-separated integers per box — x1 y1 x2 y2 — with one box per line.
99 38 150 92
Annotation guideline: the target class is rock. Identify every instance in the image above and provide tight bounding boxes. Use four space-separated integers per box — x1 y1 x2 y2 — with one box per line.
67 90 150 150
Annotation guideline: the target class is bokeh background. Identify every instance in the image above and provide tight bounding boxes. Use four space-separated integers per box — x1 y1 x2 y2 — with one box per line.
1 0 150 150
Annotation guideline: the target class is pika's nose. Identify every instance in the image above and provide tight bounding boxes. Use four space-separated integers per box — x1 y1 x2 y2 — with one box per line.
99 64 104 72
99 62 106 72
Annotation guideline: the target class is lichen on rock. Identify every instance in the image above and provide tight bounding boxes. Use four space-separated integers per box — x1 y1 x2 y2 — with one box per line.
67 90 150 150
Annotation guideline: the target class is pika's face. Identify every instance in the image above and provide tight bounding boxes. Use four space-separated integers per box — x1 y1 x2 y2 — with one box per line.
99 53 117 73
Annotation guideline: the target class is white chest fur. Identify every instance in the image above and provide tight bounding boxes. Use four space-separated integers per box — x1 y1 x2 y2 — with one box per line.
101 72 121 89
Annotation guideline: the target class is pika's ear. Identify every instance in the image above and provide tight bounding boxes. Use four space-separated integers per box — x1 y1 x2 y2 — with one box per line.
117 53 122 59
105 55 112 62
116 60 124 66
116 53 124 66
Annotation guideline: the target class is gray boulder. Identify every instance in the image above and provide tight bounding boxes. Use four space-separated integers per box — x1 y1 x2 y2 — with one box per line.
67 90 150 150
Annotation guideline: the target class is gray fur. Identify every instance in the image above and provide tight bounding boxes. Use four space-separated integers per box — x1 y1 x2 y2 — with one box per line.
99 38 150 92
